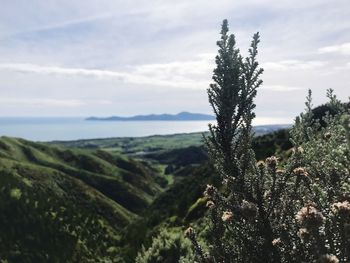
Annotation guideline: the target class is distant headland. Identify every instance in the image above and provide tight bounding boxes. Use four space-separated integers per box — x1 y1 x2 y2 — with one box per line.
86 112 216 121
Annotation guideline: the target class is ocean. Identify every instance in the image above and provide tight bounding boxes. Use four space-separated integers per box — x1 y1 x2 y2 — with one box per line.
0 117 213 141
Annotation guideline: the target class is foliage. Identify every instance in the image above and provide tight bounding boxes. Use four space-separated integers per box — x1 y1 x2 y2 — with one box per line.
252 129 292 161
0 168 124 262
186 19 350 263
135 228 196 263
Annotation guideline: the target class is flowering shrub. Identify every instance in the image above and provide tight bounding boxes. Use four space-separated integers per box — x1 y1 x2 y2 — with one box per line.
186 20 350 263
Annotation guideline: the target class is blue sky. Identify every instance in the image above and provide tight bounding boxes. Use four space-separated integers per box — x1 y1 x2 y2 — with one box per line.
0 0 349 124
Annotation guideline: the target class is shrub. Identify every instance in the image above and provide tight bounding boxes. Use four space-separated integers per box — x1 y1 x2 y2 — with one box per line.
186 19 350 263
136 228 195 263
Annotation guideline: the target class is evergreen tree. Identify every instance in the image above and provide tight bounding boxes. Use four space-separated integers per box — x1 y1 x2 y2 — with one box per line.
206 19 263 200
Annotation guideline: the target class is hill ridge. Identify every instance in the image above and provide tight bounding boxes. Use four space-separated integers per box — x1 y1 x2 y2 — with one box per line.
86 111 215 121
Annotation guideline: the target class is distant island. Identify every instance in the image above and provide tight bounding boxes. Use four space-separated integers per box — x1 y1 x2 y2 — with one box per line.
86 112 216 121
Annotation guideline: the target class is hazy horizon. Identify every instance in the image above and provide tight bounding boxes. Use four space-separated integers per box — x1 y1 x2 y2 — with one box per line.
0 113 293 126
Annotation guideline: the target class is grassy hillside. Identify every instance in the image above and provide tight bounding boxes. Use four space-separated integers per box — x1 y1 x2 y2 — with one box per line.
51 132 205 155
0 136 168 262
0 137 166 212
50 125 289 155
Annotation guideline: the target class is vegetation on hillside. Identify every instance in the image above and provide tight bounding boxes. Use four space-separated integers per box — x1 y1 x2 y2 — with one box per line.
50 125 287 156
179 20 350 263
0 137 170 262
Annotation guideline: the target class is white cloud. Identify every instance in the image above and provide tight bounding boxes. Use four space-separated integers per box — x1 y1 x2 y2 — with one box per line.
0 98 85 107
261 85 303 91
263 60 326 71
318 42 350 55
0 63 125 79
0 54 214 90
0 98 112 107
5 13 115 38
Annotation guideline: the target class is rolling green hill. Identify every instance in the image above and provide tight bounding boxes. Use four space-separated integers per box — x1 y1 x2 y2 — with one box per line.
0 136 169 262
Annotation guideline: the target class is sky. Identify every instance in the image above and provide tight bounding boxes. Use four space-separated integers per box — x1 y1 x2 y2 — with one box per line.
0 0 349 124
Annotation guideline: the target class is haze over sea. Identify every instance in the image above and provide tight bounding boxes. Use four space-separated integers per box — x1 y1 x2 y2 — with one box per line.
0 117 216 141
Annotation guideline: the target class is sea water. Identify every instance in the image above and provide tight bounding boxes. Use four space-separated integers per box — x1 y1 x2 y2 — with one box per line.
0 117 213 141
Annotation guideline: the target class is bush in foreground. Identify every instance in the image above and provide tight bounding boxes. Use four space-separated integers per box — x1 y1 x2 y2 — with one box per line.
184 20 350 263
